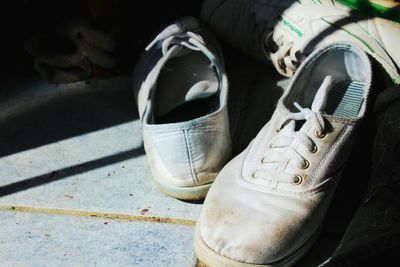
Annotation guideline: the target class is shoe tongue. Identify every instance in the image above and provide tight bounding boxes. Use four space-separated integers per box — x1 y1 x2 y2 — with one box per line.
155 80 219 116
310 75 334 113
185 80 219 100
285 76 333 132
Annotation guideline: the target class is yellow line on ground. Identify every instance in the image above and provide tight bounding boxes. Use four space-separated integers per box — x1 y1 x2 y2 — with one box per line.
0 205 196 225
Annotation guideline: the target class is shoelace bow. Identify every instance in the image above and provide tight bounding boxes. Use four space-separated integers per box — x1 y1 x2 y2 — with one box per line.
140 17 226 122
253 76 334 184
145 17 206 56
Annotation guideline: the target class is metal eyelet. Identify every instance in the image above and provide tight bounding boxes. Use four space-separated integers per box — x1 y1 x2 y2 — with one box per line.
298 160 309 169
269 143 274 149
293 174 303 185
315 130 326 139
309 145 318 153
251 172 257 179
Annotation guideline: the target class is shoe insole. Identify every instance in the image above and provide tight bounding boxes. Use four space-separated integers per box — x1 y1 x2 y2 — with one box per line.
155 94 219 124
154 50 220 124
325 80 365 118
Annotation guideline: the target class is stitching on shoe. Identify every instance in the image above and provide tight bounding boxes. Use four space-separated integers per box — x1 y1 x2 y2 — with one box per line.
149 127 225 134
238 138 341 199
312 124 348 185
324 116 357 125
150 129 224 141
183 129 198 186
144 107 228 131
238 149 317 199
238 172 322 200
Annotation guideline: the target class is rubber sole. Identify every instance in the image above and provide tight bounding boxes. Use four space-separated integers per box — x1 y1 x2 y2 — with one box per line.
194 223 320 267
154 178 212 201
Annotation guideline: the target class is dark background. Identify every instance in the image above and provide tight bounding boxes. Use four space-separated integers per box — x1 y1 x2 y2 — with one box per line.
0 0 203 78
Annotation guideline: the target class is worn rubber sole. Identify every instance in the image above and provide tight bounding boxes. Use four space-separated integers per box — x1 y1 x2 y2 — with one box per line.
154 178 212 201
194 223 320 267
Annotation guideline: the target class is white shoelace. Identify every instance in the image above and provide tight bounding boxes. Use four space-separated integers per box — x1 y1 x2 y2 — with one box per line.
145 17 206 57
141 17 225 114
253 76 334 184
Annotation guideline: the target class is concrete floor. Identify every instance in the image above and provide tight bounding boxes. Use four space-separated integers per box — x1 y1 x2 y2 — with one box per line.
0 50 360 266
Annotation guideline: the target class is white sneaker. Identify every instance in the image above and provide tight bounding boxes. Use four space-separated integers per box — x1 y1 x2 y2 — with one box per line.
194 42 372 266
201 0 400 83
133 17 231 200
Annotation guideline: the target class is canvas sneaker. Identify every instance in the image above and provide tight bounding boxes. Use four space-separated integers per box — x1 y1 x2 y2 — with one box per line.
194 42 372 266
201 0 400 83
132 17 231 200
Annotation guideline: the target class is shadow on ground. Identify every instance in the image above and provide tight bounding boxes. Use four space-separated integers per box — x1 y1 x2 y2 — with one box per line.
0 76 139 158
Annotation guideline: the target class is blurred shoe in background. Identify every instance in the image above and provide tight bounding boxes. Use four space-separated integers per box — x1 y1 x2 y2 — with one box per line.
201 0 400 83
